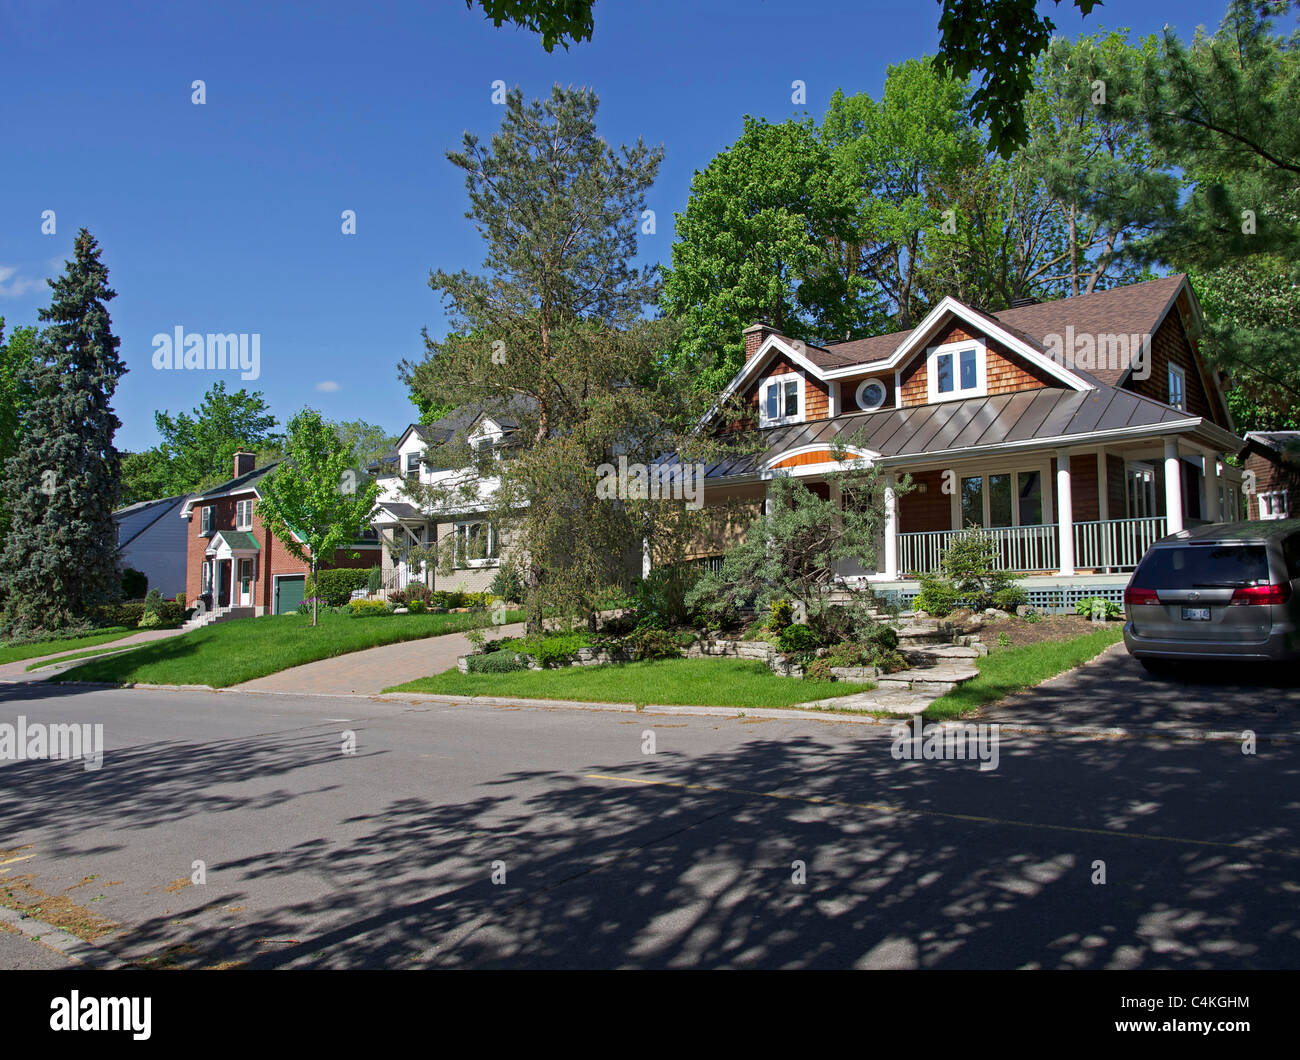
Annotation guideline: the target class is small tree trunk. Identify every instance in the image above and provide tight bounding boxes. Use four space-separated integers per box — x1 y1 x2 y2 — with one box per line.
311 558 318 627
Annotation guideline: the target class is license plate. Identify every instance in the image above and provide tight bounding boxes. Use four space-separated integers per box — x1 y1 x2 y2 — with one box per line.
1181 607 1211 621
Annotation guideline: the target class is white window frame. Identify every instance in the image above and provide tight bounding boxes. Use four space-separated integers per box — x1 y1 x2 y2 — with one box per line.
854 377 889 412
200 505 212 535
1126 462 1157 519
1260 489 1289 520
1168 364 1187 412
758 373 804 427
953 464 1050 529
926 339 987 403
404 452 422 478
235 499 254 531
453 520 499 568
472 438 498 476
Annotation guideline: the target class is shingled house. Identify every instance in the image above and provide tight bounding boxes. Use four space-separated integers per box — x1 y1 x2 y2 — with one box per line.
1240 431 1300 520
687 274 1246 609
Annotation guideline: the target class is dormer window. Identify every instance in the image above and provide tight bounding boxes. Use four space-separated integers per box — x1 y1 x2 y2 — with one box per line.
404 452 421 477
927 340 986 402
760 375 802 426
473 439 497 476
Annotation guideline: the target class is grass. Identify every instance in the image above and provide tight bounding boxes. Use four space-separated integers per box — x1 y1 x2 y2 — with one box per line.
26 643 144 671
0 627 133 665
385 657 877 708
52 609 522 689
923 626 1124 720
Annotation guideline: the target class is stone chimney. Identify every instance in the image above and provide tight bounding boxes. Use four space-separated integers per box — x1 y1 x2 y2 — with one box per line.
743 321 775 361
233 451 257 478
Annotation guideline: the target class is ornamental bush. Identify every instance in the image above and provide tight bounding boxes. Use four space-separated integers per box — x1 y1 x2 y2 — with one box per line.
467 650 525 673
348 598 392 617
307 568 373 606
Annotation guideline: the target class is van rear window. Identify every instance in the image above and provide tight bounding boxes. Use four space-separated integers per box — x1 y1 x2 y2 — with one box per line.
1132 545 1270 589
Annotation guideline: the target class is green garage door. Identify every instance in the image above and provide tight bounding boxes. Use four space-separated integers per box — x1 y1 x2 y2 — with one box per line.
275 575 305 614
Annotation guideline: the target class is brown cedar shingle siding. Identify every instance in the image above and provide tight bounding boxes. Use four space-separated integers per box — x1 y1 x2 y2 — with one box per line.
896 322 1057 408
898 469 950 534
1123 311 1220 423
1107 453 1127 519
742 355 829 419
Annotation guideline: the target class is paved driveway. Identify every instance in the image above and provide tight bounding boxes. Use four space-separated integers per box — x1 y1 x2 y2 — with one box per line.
235 623 527 695
982 642 1300 736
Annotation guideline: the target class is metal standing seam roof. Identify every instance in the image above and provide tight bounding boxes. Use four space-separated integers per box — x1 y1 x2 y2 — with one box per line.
703 386 1197 479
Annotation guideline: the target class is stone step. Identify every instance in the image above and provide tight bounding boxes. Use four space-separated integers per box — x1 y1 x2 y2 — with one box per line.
902 643 981 663
875 662 979 695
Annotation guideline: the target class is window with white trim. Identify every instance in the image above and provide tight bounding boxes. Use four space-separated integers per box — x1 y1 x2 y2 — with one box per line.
759 374 802 426
200 505 212 535
404 452 422 477
854 377 888 412
454 520 499 567
926 340 986 402
959 469 1044 528
473 439 498 476
1260 489 1289 520
1168 364 1186 412
236 499 254 530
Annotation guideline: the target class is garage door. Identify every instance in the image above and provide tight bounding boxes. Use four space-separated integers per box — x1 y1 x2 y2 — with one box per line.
275 575 305 614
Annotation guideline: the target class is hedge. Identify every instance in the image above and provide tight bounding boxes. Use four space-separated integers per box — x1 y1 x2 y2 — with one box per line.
306 568 376 606
95 600 183 628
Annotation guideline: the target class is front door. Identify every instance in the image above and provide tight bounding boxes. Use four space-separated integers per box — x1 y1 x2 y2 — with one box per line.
238 559 253 606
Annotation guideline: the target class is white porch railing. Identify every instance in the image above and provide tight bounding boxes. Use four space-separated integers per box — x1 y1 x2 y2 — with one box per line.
1073 516 1167 571
899 525 1059 575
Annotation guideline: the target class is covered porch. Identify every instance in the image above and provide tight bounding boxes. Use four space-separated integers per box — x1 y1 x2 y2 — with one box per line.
372 502 434 595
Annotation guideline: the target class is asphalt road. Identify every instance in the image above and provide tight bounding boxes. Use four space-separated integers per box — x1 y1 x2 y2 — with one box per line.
1 673 1298 969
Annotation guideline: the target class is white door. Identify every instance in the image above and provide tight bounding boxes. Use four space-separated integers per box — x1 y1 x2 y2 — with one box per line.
238 559 253 606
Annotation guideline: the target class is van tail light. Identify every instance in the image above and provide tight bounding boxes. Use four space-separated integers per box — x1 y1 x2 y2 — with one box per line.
1124 586 1159 606
1229 583 1292 605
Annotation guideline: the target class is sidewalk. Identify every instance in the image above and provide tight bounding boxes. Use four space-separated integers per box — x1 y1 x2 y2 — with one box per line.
234 622 527 695
0 627 186 683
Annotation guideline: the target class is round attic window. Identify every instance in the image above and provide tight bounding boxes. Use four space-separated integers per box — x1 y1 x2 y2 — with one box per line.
855 378 888 412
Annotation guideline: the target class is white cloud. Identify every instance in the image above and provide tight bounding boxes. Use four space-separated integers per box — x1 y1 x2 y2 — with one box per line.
0 265 46 299
315 380 340 392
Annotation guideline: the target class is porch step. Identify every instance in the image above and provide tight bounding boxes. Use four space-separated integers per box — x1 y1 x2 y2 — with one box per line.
874 662 979 696
180 606 253 632
902 643 981 665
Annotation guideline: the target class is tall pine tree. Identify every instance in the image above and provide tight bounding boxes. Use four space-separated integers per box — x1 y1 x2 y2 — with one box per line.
0 229 126 633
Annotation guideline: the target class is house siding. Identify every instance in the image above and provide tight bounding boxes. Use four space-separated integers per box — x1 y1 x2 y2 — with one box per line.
897 322 1057 407
742 355 830 420
1124 310 1227 426
1242 448 1300 520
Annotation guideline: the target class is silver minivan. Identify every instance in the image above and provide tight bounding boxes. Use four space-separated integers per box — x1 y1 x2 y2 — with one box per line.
1123 519 1300 673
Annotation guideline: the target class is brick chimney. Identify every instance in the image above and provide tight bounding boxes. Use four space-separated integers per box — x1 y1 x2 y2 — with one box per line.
233 451 256 478
743 321 775 361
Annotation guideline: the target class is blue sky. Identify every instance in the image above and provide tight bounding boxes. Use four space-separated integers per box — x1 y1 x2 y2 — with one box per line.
0 0 1233 451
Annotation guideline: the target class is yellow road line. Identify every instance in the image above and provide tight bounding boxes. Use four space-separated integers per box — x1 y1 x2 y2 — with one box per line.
0 854 36 868
584 774 1300 859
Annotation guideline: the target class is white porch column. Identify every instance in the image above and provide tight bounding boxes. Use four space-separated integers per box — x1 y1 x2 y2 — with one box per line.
1205 451 1222 522
883 474 899 581
1056 449 1075 577
1164 437 1185 533
229 558 237 608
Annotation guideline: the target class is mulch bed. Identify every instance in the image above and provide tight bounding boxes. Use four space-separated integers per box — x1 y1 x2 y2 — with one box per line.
947 612 1121 649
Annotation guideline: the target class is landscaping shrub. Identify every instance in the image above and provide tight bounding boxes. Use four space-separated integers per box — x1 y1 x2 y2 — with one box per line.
348 599 392 617
175 592 186 610
599 612 636 636
516 631 591 667
768 598 794 632
866 624 899 653
430 590 466 608
367 566 383 594
1075 596 1122 621
407 599 427 614
777 623 821 654
404 582 433 606
992 585 1029 612
96 599 183 628
467 650 525 673
121 568 147 599
462 591 492 609
307 568 373 607
632 564 699 629
138 610 163 629
627 628 683 661
912 572 961 616
490 564 525 604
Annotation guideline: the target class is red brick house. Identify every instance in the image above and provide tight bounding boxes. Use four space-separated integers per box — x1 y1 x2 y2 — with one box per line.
180 452 380 618
689 274 1246 609
1240 432 1300 520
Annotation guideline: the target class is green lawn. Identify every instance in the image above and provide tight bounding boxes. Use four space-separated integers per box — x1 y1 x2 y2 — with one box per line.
385 657 877 708
0 627 133 665
27 643 144 671
52 610 522 688
923 626 1124 720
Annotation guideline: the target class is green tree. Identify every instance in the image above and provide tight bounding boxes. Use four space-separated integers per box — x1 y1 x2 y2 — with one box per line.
256 409 380 627
661 116 862 391
153 381 279 493
403 86 747 632
0 319 38 540
0 230 126 634
466 0 594 51
120 449 174 505
935 0 1100 157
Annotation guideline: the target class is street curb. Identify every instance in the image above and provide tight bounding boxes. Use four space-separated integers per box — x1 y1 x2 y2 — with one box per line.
29 677 1300 744
0 906 125 969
